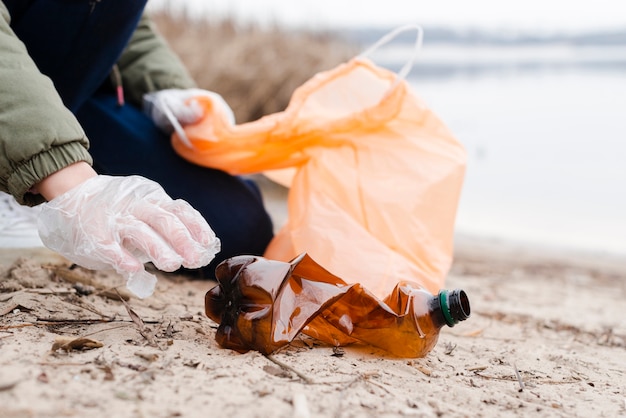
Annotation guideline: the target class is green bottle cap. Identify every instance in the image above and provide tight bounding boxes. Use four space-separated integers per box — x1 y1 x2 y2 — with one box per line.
438 289 470 327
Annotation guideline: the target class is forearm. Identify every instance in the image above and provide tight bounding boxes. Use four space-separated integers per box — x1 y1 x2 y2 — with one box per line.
33 162 98 201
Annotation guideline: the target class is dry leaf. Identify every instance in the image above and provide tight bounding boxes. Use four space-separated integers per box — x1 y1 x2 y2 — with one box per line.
463 328 485 337
134 352 159 362
0 302 20 316
99 365 115 381
415 365 432 376
117 291 145 330
51 336 104 352
116 291 157 346
0 380 19 392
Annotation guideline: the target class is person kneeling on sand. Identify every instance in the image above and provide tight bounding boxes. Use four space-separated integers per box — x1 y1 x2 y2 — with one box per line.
0 1 274 296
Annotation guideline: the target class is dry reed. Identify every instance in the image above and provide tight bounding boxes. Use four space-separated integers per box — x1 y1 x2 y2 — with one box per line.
149 11 357 123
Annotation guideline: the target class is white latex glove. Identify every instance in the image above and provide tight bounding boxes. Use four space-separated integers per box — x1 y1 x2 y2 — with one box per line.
143 88 235 147
37 175 221 299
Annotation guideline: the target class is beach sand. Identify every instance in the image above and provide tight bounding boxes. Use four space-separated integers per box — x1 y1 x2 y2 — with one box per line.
1 177 625 418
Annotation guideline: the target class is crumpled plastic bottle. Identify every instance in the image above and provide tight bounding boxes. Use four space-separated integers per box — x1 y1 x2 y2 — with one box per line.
205 253 470 357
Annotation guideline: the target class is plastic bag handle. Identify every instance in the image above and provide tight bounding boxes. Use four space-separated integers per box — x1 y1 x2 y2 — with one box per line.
358 24 424 81
161 103 194 148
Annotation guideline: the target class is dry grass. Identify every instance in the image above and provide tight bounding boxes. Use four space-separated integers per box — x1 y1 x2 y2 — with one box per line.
149 11 358 123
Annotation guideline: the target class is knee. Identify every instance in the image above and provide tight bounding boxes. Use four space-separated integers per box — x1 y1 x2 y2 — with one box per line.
194 204 274 279
215 202 274 259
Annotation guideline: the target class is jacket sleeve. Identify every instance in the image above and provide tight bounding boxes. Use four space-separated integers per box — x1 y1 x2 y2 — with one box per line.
116 13 196 107
0 3 93 205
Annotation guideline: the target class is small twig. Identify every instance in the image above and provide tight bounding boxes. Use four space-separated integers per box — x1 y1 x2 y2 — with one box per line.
365 378 392 394
62 299 112 320
116 290 157 347
292 392 311 418
514 363 525 392
265 355 314 384
538 379 585 385
38 361 90 367
0 323 36 331
24 288 74 295
474 373 580 385
81 324 129 338
473 373 516 381
93 287 132 301
2 320 110 331
35 318 113 325
0 317 161 332
443 342 457 355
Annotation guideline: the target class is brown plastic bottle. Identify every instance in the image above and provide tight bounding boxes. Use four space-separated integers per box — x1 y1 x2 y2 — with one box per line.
205 253 470 358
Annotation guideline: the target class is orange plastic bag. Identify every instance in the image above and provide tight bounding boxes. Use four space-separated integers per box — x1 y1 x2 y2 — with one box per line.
173 27 466 297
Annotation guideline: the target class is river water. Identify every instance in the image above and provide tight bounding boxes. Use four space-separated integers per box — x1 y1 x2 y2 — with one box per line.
370 44 626 256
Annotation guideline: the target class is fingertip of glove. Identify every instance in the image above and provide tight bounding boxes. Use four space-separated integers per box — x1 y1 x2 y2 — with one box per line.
126 270 158 299
181 238 220 269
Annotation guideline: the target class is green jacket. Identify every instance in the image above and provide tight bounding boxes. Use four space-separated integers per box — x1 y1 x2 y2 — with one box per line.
0 4 195 205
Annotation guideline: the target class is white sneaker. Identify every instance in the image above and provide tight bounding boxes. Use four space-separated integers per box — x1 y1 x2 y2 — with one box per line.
0 191 44 248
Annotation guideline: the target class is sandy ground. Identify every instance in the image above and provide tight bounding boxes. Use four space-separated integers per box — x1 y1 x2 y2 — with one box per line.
1 178 625 418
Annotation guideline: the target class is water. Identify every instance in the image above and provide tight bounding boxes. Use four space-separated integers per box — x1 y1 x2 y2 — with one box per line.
373 46 626 256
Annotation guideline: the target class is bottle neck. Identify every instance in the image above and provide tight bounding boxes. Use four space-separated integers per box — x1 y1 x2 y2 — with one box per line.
429 289 471 328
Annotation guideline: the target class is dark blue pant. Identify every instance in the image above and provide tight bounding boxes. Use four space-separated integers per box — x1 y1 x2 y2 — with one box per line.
6 0 147 111
5 0 274 274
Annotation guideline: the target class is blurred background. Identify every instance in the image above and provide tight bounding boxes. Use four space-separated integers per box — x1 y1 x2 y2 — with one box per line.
147 0 626 257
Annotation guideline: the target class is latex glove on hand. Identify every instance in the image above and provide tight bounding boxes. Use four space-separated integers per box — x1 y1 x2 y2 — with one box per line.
37 175 221 298
143 88 235 147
